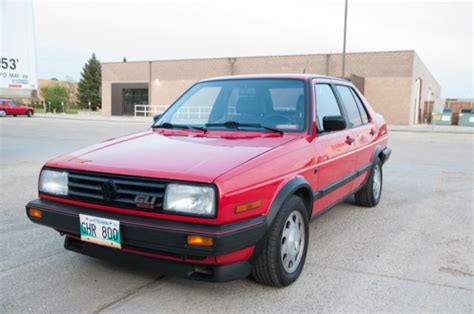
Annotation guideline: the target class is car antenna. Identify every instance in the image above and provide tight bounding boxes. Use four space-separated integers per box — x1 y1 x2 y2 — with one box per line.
302 59 309 74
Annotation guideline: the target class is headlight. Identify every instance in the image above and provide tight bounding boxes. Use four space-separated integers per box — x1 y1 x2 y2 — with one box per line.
39 170 68 196
164 184 215 217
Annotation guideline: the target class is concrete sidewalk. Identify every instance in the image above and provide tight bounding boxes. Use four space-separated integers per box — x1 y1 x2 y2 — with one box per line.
388 124 473 134
33 113 473 133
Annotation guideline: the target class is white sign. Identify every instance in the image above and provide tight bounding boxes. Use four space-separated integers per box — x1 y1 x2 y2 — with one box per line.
0 0 38 96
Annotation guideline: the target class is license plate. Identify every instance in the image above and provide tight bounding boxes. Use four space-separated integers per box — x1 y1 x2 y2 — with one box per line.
79 214 121 249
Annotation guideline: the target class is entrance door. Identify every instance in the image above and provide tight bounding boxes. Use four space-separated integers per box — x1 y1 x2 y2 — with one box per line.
122 88 148 116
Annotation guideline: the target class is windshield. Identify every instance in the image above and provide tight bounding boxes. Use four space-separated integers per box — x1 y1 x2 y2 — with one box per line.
155 79 307 132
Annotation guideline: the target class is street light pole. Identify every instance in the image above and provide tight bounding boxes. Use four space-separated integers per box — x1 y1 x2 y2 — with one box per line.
342 0 348 78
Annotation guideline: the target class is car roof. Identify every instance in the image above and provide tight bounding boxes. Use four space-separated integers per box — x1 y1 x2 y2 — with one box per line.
199 73 350 83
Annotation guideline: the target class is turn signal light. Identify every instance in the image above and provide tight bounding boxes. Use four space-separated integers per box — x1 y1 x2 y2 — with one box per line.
187 235 214 247
235 200 261 214
28 208 42 219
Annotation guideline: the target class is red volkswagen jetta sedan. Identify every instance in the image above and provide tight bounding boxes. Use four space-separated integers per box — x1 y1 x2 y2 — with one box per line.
26 74 390 287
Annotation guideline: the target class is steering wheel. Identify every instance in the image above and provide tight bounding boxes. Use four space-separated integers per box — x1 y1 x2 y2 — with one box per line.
263 114 298 126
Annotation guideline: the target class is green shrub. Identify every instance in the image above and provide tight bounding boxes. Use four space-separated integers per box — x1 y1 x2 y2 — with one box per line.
41 84 69 112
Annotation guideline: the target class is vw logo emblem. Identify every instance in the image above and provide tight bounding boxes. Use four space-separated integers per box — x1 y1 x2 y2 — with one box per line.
101 180 117 201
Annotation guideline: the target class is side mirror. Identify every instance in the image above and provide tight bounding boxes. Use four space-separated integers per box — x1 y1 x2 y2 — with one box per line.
323 115 346 132
153 113 162 123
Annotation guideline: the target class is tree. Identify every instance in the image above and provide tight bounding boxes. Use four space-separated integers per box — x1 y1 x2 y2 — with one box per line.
123 57 127 62
77 53 101 110
41 84 69 112
63 75 78 105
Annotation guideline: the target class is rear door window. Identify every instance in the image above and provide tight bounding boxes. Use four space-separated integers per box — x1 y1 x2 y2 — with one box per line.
315 84 343 131
335 85 363 128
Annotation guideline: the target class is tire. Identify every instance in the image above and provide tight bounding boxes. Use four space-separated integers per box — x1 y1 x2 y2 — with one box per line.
355 158 383 207
0 110 5 117
27 110 33 117
13 114 17 117
251 195 309 287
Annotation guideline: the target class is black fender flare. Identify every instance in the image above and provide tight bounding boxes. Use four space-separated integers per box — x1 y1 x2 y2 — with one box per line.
265 177 314 227
373 145 391 165
248 177 313 264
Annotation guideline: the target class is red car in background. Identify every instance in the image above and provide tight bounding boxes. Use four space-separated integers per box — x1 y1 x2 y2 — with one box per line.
26 74 390 287
0 99 35 117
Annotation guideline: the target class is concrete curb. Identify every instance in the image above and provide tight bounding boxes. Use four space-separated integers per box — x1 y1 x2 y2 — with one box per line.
34 113 151 124
388 125 473 134
33 114 473 133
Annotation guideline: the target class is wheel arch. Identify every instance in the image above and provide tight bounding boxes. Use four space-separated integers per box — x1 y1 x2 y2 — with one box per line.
266 177 314 227
373 145 390 165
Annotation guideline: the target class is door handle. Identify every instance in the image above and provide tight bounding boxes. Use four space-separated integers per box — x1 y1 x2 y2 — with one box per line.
345 136 355 145
369 128 376 136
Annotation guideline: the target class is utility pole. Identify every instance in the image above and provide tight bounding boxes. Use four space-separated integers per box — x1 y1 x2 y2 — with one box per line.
342 0 348 78
148 61 152 107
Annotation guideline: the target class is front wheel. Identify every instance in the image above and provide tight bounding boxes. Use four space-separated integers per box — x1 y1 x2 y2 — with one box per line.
27 110 34 117
251 195 309 287
0 110 6 117
355 159 383 207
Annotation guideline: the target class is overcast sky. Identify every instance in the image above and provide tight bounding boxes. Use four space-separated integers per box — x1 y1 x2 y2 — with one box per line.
32 0 473 98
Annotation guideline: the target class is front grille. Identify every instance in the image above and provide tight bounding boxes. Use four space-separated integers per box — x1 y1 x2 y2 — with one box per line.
67 171 167 212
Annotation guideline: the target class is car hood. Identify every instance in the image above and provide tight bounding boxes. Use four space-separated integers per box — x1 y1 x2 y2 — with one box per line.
47 129 297 183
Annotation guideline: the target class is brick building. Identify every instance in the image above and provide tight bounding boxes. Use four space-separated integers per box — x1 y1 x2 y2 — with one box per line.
101 50 440 125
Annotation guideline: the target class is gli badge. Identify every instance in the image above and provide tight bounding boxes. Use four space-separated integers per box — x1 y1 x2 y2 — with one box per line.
135 195 156 209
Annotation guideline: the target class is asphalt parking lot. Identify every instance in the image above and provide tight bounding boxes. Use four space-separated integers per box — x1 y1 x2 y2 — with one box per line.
0 117 472 313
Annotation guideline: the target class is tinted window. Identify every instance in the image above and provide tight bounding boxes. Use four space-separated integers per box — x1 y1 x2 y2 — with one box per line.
269 88 304 112
315 84 342 131
336 85 362 127
171 87 220 124
350 88 369 124
158 79 307 132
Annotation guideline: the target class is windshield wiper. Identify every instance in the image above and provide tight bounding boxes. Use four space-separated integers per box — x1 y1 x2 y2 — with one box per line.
153 122 207 132
205 121 283 134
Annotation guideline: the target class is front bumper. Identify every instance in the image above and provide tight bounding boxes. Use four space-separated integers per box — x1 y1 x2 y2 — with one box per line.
26 199 267 281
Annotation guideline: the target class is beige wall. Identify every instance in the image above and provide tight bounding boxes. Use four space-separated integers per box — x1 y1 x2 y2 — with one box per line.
102 50 439 124
409 52 442 124
364 77 413 124
102 62 150 115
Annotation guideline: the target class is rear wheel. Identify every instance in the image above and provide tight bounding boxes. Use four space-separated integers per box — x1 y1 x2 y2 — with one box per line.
251 195 309 287
27 110 33 117
0 110 5 117
355 158 383 207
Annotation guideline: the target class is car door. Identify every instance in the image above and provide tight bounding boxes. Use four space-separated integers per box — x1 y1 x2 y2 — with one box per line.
7 100 20 115
312 80 358 215
334 84 376 191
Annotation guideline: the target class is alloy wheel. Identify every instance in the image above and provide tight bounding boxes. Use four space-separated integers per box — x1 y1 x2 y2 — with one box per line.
281 210 305 273
372 164 382 200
